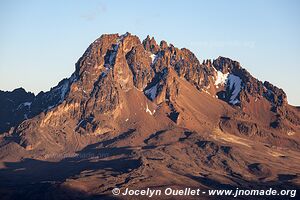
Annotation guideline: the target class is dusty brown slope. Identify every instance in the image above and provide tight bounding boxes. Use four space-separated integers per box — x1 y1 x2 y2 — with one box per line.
0 33 300 200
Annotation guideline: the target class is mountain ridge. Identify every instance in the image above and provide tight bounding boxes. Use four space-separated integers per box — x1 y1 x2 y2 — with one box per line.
0 32 297 135
0 32 300 200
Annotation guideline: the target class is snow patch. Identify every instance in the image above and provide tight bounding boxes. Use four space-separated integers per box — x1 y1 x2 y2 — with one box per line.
23 102 32 107
57 73 78 103
146 104 155 115
59 81 69 102
150 54 158 64
215 71 229 86
144 84 158 100
17 102 32 110
44 73 78 112
227 74 242 105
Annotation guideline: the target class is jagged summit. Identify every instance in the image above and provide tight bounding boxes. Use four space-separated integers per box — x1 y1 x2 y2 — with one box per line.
0 33 297 135
1 32 300 199
0 32 298 158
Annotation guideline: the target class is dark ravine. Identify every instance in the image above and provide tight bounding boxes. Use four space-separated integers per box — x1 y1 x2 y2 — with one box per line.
0 32 300 200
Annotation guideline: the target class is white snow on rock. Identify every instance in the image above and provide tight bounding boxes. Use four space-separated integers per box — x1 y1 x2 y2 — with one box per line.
146 104 155 115
59 81 70 102
46 73 78 111
17 102 32 110
215 71 229 87
213 69 242 105
150 54 158 64
227 74 242 105
144 84 158 100
23 102 32 107
59 73 78 102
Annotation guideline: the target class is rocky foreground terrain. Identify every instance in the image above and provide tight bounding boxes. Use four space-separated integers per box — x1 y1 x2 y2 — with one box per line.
0 33 300 200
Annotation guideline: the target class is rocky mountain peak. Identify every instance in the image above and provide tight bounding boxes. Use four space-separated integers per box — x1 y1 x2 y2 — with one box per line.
142 35 159 54
1 32 300 200
0 32 298 145
66 33 296 133
213 56 241 73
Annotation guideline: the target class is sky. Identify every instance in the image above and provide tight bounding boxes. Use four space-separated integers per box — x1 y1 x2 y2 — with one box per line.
0 0 299 105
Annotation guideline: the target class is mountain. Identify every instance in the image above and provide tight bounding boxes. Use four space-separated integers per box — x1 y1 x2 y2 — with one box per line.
0 32 300 200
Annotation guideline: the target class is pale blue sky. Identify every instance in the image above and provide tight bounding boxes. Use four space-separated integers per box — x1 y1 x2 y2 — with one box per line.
0 0 299 105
